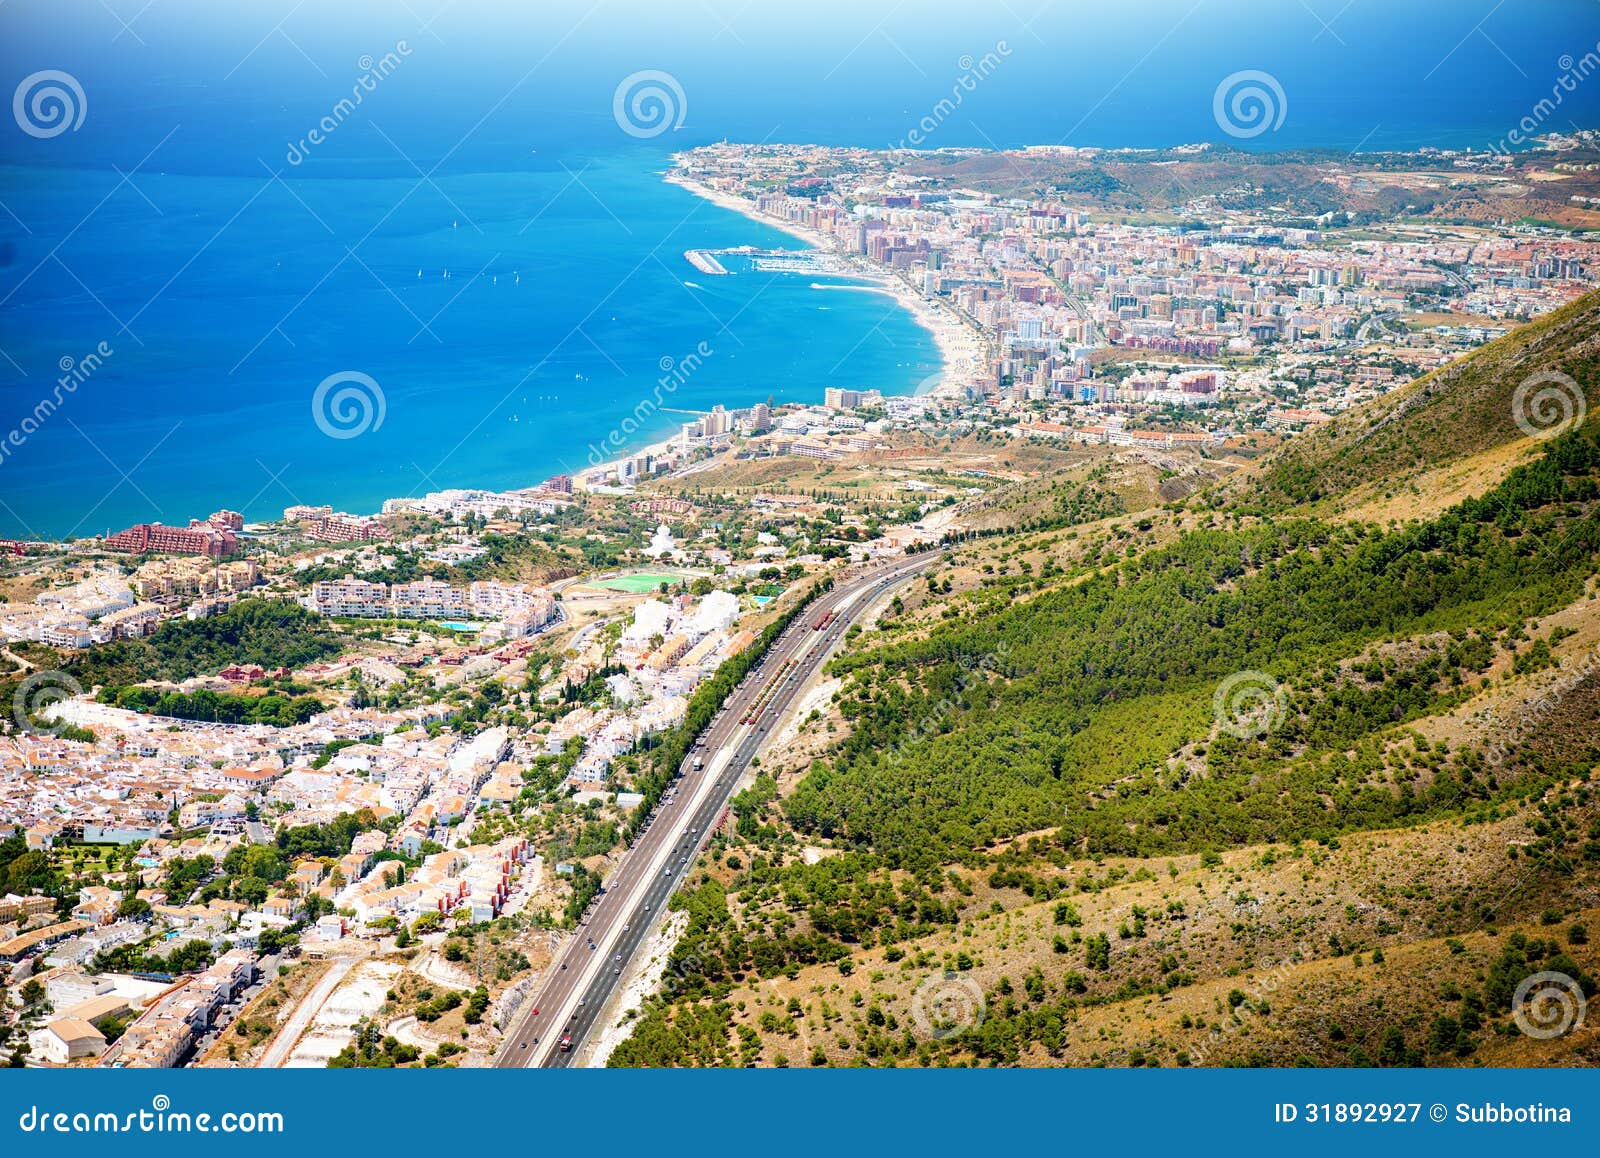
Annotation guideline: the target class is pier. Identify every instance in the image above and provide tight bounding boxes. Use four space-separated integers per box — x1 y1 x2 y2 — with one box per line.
683 249 730 276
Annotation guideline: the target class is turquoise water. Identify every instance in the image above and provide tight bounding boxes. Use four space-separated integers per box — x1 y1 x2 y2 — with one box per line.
5 1 1597 539
438 621 480 632
0 154 939 538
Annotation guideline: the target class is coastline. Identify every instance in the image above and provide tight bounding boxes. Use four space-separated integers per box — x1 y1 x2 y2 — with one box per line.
573 169 992 495
47 168 985 542
665 169 988 399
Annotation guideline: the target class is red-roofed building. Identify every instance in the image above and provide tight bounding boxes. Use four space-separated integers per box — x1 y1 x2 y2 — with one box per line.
105 522 237 558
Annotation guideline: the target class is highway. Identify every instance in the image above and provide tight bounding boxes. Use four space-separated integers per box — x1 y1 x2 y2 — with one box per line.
494 550 940 1068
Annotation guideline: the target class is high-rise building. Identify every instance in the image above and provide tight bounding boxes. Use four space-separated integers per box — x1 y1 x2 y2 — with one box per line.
105 522 237 558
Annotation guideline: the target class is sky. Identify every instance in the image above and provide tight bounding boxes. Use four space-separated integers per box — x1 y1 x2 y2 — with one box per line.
4 0 1600 176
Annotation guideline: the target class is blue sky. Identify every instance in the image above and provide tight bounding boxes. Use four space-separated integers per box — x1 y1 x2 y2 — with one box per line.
4 0 1599 173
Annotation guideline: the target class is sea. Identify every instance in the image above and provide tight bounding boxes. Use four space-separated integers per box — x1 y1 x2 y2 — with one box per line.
3 0 1599 538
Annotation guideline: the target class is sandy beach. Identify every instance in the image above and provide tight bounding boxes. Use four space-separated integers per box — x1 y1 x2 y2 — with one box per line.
665 169 989 399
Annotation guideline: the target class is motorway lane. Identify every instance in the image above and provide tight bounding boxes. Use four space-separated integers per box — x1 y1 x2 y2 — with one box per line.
495 552 940 1068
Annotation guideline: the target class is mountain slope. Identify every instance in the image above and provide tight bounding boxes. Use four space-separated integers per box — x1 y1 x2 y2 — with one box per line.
1249 290 1600 510
605 299 1600 1069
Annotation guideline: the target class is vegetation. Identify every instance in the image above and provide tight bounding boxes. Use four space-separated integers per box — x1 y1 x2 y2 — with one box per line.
608 301 1600 1067
96 685 323 727
789 427 1600 863
63 599 342 686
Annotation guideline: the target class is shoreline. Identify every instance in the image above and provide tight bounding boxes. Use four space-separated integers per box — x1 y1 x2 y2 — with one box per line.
44 169 986 545
665 169 988 400
574 169 992 494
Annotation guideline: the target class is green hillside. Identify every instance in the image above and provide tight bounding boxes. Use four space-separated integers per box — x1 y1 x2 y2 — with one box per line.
1252 290 1600 508
607 303 1600 1070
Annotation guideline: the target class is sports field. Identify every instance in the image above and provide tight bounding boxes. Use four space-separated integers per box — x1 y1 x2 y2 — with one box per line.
589 572 682 594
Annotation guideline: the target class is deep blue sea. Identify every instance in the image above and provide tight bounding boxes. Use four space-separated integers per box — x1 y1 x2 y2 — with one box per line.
3 0 1599 537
